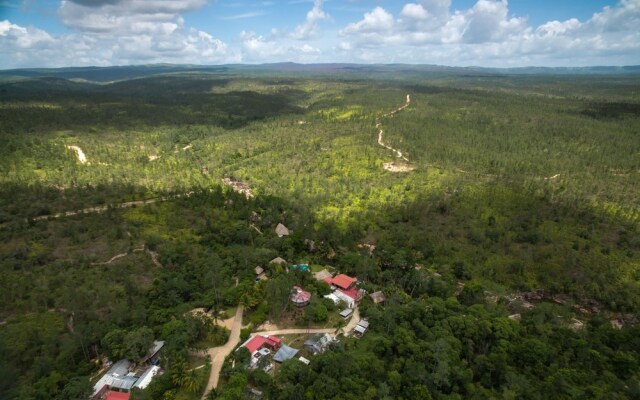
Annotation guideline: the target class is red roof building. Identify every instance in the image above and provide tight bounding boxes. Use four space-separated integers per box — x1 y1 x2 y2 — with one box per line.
291 286 311 307
242 335 282 354
339 287 365 301
329 274 357 290
105 392 130 400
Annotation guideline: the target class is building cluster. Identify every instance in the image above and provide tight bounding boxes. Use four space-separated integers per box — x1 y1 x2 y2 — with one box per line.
91 341 164 400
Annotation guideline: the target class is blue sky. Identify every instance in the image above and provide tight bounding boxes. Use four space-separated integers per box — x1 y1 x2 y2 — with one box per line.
1 0 638 68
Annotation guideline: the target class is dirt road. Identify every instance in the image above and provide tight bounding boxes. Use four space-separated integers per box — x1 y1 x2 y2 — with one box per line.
30 192 196 222
254 327 336 336
201 306 244 399
342 307 360 334
376 94 411 162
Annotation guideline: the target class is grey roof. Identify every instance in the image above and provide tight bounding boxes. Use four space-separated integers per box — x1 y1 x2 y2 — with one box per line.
270 257 287 265
340 308 353 318
357 320 370 329
304 333 328 346
354 325 367 334
141 340 165 363
110 375 138 391
92 359 133 395
134 365 161 389
273 345 299 362
109 359 132 376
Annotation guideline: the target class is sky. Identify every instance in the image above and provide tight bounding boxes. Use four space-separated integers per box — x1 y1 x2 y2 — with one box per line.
0 0 639 69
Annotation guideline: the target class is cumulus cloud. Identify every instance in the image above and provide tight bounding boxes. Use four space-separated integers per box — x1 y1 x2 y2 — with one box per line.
1 0 639 67
0 0 233 68
240 30 322 63
339 0 640 66
290 0 329 40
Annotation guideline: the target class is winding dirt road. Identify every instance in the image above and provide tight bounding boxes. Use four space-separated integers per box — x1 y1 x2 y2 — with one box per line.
201 306 244 399
376 94 411 162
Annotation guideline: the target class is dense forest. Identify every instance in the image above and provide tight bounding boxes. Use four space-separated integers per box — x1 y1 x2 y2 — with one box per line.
0 66 638 399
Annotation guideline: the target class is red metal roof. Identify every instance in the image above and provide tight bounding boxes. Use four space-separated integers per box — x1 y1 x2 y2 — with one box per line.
265 336 282 347
105 392 130 400
339 287 364 301
291 286 311 304
244 336 267 354
331 274 357 290
244 335 282 354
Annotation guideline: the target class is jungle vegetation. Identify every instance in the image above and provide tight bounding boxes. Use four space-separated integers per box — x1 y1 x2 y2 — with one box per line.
0 65 638 399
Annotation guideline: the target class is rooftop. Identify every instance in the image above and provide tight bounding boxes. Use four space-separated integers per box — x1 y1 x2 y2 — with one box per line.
340 308 353 318
331 274 357 290
270 257 287 265
242 335 282 354
369 291 385 304
105 392 130 400
275 223 290 237
291 286 311 305
273 345 299 362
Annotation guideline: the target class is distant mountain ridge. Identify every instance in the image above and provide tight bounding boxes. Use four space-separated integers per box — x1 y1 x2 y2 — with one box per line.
0 63 638 83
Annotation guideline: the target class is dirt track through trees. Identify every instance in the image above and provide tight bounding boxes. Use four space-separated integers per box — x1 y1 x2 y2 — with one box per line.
376 94 411 162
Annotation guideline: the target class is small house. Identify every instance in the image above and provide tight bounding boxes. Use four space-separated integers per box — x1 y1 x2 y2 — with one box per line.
240 335 282 356
340 308 353 319
354 319 369 338
255 266 267 281
369 291 385 304
270 257 287 265
323 274 365 307
304 333 333 355
275 223 290 237
273 345 299 363
290 286 311 307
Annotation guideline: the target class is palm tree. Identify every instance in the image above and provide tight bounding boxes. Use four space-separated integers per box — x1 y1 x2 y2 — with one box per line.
170 361 188 387
183 370 201 393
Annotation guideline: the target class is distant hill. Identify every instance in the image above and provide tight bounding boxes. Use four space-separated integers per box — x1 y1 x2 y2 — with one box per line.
0 63 638 83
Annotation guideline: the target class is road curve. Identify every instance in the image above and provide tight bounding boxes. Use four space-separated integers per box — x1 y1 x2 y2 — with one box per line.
201 306 244 399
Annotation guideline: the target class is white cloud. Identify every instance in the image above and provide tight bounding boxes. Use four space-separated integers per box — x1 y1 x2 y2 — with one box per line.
461 0 528 43
0 0 234 68
338 0 640 66
291 0 329 40
341 7 394 35
1 0 639 67
400 4 429 21
240 30 323 63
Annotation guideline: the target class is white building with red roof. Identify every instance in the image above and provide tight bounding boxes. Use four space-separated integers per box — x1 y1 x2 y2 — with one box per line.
323 273 365 308
240 335 282 356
